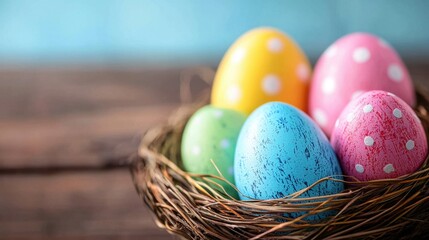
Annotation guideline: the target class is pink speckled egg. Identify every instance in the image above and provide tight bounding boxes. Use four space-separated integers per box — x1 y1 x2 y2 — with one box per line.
331 91 427 181
309 33 415 137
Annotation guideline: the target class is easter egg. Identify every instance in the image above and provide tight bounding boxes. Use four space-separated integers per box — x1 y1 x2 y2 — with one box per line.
181 105 246 198
234 102 344 204
309 32 415 137
331 91 428 181
212 27 311 115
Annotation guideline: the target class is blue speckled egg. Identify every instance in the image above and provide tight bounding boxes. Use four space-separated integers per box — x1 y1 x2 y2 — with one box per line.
234 102 344 203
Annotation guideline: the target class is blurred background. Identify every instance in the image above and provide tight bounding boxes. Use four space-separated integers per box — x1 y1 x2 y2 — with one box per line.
1 1 429 239
1 0 429 66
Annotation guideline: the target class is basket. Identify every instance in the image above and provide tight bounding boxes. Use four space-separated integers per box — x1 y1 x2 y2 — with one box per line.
130 76 429 239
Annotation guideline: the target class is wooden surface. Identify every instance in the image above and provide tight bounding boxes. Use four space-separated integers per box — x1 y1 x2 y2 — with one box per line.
0 64 428 239
0 66 213 240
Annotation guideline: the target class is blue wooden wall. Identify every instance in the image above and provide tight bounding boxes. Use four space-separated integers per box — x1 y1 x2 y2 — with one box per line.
0 0 428 64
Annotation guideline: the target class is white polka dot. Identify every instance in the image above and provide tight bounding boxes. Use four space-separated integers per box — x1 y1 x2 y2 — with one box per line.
355 164 365 173
388 64 403 82
226 85 241 103
296 63 310 82
220 139 230 149
191 146 201 155
262 75 281 95
335 119 340 128
383 164 395 174
364 136 374 146
406 140 415 150
231 47 246 63
352 91 364 100
325 45 337 58
193 116 202 124
213 110 223 118
313 109 328 127
353 47 371 63
363 104 373 113
267 38 283 53
346 112 354 122
228 166 234 175
322 76 336 94
393 108 402 118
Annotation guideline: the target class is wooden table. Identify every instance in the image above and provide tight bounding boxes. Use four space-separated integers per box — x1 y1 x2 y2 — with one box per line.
0 64 428 239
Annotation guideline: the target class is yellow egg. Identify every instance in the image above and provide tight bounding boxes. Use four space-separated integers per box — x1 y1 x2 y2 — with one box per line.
211 28 311 115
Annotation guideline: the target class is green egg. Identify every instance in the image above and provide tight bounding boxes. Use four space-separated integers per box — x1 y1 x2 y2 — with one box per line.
181 105 246 199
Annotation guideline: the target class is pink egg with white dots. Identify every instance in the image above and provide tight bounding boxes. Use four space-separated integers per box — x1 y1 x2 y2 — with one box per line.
331 91 427 181
309 32 415 137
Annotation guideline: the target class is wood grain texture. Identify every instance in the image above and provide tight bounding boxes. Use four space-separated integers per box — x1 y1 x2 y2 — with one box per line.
0 67 213 239
0 104 176 169
0 67 211 169
0 169 176 239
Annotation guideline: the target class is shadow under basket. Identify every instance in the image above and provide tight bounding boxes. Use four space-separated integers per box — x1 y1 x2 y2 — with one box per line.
131 86 429 240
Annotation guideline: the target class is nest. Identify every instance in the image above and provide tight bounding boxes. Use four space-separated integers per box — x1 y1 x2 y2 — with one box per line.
131 83 429 240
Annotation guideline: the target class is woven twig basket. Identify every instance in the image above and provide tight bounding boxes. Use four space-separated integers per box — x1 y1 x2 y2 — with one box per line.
131 79 429 239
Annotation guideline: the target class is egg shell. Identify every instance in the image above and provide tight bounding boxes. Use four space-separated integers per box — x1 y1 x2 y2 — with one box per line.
181 105 246 198
211 27 311 116
234 102 344 203
309 32 415 137
331 91 428 181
